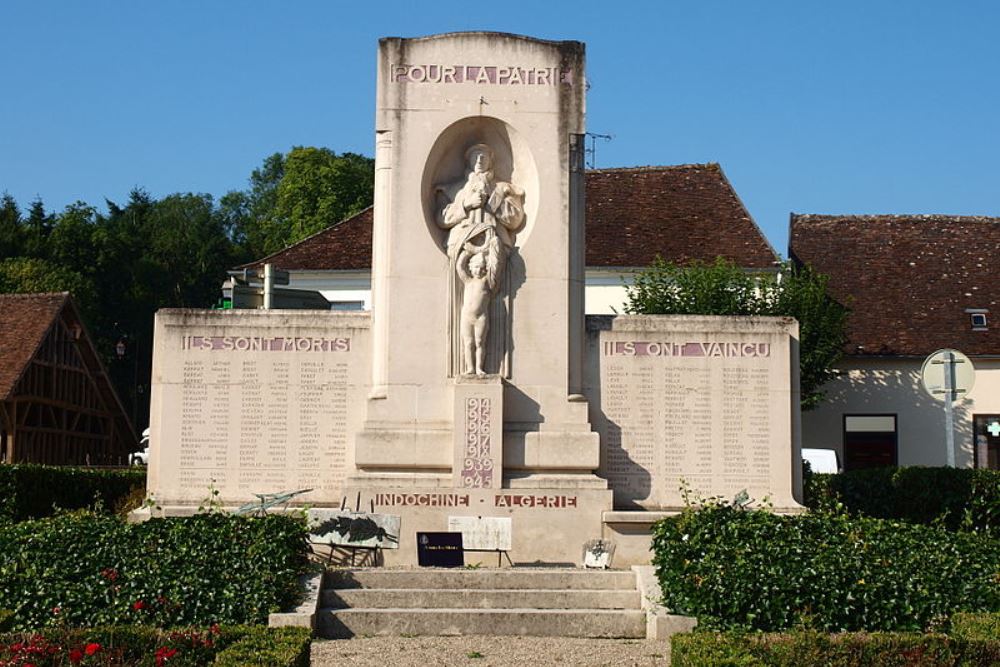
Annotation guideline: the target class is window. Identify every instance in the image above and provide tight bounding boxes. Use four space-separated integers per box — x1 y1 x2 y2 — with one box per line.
843 414 897 471
973 415 1000 470
966 309 988 330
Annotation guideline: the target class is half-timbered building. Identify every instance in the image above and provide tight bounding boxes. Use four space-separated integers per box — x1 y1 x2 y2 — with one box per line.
0 293 137 465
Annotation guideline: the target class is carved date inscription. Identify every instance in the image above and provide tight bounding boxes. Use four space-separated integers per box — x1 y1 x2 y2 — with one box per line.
461 397 494 488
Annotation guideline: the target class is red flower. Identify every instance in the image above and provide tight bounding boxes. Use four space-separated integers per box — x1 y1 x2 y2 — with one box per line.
85 642 101 655
132 600 146 611
155 646 178 666
51 606 61 615
100 568 119 582
68 647 84 664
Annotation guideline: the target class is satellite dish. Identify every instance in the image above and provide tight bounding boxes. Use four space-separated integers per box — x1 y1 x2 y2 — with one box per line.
920 349 975 403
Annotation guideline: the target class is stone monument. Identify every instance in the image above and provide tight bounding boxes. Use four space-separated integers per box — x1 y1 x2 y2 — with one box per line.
345 32 610 564
141 32 804 566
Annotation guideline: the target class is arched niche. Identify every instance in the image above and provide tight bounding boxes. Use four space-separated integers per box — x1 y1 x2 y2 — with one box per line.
421 116 539 250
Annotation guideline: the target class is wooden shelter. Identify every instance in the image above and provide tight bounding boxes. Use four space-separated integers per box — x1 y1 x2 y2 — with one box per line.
0 293 137 465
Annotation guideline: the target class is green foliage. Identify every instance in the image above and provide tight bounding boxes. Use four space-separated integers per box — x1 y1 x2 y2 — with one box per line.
0 610 12 632
804 467 1000 533
625 258 849 409
226 146 375 257
671 631 1000 667
950 612 1000 641
0 513 310 630
0 625 311 666
652 503 1000 632
213 626 311 667
0 465 146 523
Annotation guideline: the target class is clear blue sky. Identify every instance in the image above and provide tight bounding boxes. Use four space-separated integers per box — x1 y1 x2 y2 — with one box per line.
2 1 998 254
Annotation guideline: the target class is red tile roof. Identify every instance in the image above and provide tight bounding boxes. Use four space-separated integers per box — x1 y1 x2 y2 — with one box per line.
790 214 1000 357
0 293 68 400
243 164 778 271
585 165 778 268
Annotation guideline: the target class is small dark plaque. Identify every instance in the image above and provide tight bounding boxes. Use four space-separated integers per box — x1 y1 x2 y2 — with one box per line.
416 532 464 567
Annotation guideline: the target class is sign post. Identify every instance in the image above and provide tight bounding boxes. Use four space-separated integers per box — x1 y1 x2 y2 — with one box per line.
920 349 975 467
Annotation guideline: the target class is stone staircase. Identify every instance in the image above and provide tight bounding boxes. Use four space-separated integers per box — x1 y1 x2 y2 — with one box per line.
315 568 647 639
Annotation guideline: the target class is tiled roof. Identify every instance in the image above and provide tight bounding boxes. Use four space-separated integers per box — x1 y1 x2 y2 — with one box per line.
0 293 68 400
585 165 778 268
243 164 779 271
241 207 374 271
789 214 1000 356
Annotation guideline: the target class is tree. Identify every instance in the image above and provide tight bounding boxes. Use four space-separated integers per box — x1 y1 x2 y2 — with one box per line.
0 257 97 320
226 147 374 258
0 193 24 258
626 258 849 409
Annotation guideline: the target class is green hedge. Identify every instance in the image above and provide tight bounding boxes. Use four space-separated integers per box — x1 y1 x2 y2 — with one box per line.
652 505 1000 632
671 631 1000 667
0 625 311 666
804 467 1000 532
950 612 1000 642
0 464 146 523
0 512 310 630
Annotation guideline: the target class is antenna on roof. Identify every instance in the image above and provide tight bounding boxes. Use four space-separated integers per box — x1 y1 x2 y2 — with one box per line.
585 132 613 169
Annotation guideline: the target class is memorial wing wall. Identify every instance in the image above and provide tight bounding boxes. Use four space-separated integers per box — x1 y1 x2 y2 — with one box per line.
585 314 802 511
147 310 370 506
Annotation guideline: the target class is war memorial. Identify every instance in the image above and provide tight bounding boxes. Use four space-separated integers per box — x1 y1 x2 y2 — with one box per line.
143 32 803 567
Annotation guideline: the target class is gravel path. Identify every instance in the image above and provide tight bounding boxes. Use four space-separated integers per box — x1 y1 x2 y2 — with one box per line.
311 636 673 666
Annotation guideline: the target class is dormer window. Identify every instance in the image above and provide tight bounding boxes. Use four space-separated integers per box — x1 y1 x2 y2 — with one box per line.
967 308 988 330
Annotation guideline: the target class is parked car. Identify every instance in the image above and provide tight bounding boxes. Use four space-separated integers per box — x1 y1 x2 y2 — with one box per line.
132 428 150 466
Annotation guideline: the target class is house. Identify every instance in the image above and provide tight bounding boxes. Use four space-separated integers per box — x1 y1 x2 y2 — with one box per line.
0 293 138 465
790 214 1000 470
240 163 780 313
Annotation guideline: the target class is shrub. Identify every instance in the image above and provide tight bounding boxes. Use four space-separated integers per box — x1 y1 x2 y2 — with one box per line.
0 465 146 523
0 625 311 666
950 612 1000 641
213 626 311 667
804 467 1000 533
671 631 1000 667
652 504 1000 632
0 512 310 630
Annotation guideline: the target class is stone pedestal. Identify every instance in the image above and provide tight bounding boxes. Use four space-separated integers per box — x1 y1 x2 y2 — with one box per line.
453 376 503 489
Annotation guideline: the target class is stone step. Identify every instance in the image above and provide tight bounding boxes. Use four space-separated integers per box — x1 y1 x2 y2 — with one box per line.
322 587 642 610
326 568 637 591
316 607 647 639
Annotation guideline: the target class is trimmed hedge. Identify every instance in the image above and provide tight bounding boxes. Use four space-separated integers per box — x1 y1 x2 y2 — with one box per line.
214 626 311 667
0 625 311 666
804 467 1000 532
671 631 1000 667
652 505 1000 632
0 464 146 523
0 512 310 630
951 612 1000 642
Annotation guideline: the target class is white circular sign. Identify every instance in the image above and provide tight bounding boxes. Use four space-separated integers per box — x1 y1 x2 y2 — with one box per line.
920 349 975 403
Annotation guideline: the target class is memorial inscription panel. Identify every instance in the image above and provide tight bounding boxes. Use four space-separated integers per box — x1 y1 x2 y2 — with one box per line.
150 311 369 506
588 316 800 510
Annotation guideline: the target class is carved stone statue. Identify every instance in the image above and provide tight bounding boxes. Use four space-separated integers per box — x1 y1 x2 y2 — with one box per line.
436 143 525 376
457 248 494 376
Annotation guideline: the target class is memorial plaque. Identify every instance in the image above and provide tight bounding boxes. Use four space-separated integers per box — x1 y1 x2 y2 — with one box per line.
416 532 465 567
308 510 400 549
582 538 615 569
587 315 802 512
447 516 512 551
147 310 369 507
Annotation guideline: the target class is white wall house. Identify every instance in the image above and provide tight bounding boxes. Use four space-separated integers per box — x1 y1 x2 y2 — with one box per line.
791 214 1000 471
